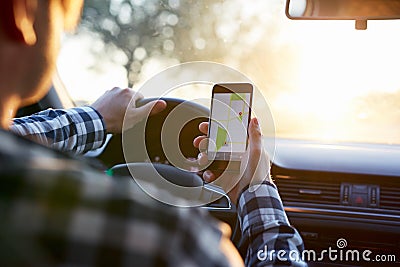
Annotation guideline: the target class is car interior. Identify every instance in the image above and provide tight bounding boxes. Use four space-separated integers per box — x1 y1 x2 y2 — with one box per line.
16 0 400 266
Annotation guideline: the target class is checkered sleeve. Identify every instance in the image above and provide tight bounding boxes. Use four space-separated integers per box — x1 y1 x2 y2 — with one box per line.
237 181 307 267
10 107 106 154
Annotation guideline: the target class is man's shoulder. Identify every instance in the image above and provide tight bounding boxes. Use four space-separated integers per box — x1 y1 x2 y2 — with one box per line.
0 128 136 199
0 128 63 167
0 129 213 222
0 129 198 221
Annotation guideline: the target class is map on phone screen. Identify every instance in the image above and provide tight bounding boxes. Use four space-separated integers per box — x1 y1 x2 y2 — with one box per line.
208 92 251 159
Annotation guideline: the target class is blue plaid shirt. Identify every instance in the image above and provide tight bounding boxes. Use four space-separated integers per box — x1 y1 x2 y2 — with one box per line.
11 107 106 154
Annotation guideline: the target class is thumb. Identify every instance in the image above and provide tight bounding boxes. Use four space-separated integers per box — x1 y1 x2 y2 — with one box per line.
136 100 167 117
248 117 262 154
240 117 262 179
246 118 270 191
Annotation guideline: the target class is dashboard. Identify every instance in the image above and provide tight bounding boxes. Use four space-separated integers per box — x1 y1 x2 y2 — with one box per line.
272 139 400 266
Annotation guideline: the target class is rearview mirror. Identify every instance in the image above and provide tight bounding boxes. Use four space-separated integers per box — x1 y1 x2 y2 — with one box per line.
286 0 400 30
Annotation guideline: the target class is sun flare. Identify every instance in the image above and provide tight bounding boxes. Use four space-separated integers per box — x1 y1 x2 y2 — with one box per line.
57 0 400 144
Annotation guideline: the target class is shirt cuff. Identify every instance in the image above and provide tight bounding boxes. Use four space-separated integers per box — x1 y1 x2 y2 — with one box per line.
237 181 290 234
86 106 106 132
68 106 107 153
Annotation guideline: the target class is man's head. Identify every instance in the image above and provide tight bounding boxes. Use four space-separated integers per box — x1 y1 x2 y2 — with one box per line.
0 0 83 127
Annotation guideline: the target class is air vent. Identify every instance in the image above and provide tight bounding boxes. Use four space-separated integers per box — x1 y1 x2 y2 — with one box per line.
274 175 341 205
380 186 400 211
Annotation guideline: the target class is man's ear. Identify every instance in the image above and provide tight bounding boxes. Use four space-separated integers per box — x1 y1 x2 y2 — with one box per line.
13 0 38 45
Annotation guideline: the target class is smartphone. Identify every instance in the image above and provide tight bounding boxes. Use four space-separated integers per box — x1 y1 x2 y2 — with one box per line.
207 83 253 169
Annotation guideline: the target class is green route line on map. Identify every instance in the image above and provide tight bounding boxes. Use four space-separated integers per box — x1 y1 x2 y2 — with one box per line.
214 93 249 151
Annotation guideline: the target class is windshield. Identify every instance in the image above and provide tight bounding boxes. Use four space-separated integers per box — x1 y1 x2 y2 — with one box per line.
57 0 400 145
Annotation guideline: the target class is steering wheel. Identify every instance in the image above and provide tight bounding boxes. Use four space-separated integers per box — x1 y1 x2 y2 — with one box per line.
126 98 210 166
98 98 209 169
98 97 240 244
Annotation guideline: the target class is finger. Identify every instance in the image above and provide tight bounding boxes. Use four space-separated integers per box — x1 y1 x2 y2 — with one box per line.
218 222 232 238
198 122 209 134
149 100 167 115
246 117 271 189
135 100 166 118
242 117 262 180
199 137 209 153
197 152 208 166
183 152 208 168
248 117 262 153
193 136 209 152
193 135 207 148
203 170 216 183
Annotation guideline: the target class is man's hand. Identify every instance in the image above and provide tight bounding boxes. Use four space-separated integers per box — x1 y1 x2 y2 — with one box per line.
91 87 167 133
193 117 272 204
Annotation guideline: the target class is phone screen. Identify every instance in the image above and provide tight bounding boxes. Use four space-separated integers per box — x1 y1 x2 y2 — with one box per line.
207 83 253 162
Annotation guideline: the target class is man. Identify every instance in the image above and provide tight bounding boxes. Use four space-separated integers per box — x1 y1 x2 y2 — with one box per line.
10 87 166 154
0 0 306 266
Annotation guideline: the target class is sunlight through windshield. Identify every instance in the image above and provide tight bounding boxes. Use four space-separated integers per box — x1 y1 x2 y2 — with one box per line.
57 0 400 145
